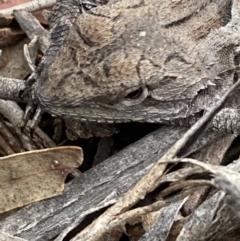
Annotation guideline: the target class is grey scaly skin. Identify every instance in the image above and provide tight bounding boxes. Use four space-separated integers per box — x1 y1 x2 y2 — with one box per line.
26 0 240 133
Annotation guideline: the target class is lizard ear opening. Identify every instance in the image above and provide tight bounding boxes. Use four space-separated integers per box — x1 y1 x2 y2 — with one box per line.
116 86 148 107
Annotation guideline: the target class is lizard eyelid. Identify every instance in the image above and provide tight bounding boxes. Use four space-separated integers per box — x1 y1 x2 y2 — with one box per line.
115 86 148 108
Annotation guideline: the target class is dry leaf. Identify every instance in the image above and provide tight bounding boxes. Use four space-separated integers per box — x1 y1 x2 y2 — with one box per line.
0 146 83 213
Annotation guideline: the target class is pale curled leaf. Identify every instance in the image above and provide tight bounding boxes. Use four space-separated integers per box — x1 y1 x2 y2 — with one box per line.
0 146 83 213
212 162 240 218
166 158 240 218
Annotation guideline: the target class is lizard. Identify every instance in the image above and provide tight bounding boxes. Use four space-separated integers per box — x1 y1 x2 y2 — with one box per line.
23 0 240 133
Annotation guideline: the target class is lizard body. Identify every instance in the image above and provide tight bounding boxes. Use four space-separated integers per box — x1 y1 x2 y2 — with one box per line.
32 0 240 124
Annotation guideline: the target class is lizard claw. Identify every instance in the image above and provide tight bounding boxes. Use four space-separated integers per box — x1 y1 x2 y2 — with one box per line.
20 102 35 135
21 103 44 134
29 106 43 138
20 73 36 99
21 77 44 133
30 106 44 129
21 101 35 129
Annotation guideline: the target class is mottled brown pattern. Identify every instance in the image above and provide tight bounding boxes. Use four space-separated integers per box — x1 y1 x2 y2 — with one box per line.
34 0 239 123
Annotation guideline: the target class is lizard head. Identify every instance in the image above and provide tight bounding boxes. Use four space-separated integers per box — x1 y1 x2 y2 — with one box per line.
34 0 236 123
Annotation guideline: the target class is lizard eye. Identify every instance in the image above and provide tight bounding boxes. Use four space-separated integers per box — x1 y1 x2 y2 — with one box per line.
116 86 148 107
125 87 144 99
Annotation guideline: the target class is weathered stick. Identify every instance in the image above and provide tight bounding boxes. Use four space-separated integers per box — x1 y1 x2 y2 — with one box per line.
0 125 220 241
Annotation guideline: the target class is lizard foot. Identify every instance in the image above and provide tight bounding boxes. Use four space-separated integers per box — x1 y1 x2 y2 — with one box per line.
30 105 44 129
21 103 44 131
21 86 44 135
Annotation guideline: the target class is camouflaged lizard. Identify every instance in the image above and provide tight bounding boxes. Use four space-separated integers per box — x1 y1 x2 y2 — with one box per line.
24 0 240 133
